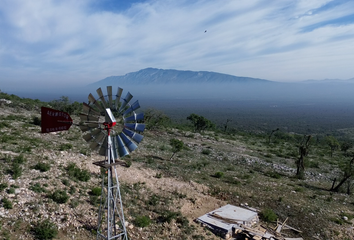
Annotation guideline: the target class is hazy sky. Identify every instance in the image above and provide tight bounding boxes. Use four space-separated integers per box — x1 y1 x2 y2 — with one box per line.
1 0 354 91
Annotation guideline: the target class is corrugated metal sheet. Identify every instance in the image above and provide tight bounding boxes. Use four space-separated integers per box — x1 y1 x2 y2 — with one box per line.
196 204 258 235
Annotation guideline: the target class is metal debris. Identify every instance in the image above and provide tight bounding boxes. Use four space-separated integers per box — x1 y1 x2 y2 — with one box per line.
196 204 303 240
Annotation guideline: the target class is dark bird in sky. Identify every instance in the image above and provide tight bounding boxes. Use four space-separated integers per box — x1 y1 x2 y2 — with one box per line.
204 30 207 33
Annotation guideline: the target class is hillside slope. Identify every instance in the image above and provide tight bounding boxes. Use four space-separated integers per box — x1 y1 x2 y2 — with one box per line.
0 99 354 239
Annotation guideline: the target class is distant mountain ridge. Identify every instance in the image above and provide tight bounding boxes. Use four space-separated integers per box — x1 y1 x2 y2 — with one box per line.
92 68 272 86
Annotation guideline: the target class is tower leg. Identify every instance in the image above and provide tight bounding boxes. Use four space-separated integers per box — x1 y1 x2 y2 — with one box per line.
96 135 128 240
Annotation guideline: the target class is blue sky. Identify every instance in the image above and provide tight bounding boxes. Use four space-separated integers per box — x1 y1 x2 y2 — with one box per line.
1 0 354 91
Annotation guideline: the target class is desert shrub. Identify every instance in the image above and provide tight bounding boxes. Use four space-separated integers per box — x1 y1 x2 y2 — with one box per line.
31 219 58 240
66 163 90 182
0 121 10 129
89 195 100 206
154 172 162 178
14 154 26 164
2 198 13 209
201 149 211 155
147 194 160 206
213 172 224 178
9 162 22 179
134 216 151 228
125 159 132 168
34 162 51 172
0 183 8 192
260 208 277 222
32 116 41 126
59 143 73 151
267 171 281 179
61 179 70 186
6 188 15 194
50 190 69 204
69 186 76 195
30 183 46 193
159 145 168 151
158 211 179 223
70 199 79 208
90 187 101 196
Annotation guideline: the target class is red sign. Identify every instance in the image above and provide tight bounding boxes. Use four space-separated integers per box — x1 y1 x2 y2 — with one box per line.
41 107 73 133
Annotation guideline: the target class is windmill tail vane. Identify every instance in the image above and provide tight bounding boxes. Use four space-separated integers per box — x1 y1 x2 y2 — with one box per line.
41 106 73 133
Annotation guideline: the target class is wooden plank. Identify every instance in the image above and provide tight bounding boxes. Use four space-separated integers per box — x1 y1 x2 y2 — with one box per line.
282 224 302 233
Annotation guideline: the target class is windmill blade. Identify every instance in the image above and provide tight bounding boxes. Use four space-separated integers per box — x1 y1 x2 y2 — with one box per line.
88 93 105 113
119 92 133 112
99 137 108 156
96 87 108 109
123 100 140 117
83 129 101 142
123 128 144 143
105 108 116 124
112 136 119 160
124 123 145 132
80 113 100 122
89 131 106 150
107 86 113 110
124 112 144 122
79 122 101 133
115 87 123 111
115 135 129 157
79 122 100 132
82 102 100 116
120 132 138 152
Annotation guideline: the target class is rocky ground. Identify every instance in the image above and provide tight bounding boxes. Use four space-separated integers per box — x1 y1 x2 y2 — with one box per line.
0 105 354 239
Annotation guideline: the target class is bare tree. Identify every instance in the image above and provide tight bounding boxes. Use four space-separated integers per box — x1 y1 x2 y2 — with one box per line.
268 128 279 144
224 119 232 132
296 135 311 179
330 155 354 193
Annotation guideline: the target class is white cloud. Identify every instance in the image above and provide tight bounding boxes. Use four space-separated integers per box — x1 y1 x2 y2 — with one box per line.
0 0 354 91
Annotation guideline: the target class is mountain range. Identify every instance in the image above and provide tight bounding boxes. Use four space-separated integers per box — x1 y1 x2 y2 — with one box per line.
91 68 272 86
86 68 354 102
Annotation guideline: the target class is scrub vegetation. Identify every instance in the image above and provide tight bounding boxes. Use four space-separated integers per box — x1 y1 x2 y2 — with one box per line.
0 91 353 239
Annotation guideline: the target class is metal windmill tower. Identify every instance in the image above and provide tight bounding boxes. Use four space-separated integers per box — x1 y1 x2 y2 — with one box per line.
41 86 145 240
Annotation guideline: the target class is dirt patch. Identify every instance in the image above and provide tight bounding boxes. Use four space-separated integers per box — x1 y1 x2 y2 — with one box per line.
115 163 227 221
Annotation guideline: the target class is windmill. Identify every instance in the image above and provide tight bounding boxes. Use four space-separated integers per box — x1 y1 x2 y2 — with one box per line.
41 86 145 240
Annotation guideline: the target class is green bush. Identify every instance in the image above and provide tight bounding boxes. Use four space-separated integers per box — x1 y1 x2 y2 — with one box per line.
260 208 277 222
134 216 151 228
125 159 132 168
147 194 160 206
10 162 22 179
30 183 46 193
6 188 15 194
70 199 79 208
213 172 224 178
159 211 179 223
50 190 69 204
59 143 73 151
34 162 51 172
267 171 281 179
2 198 13 209
0 183 8 192
31 219 58 240
0 121 11 129
89 195 100 206
201 149 211 155
66 163 91 182
90 187 101 196
69 186 76 195
32 116 41 126
14 154 26 164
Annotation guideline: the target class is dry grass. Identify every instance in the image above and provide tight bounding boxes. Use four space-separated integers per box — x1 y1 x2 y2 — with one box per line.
0 106 353 239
